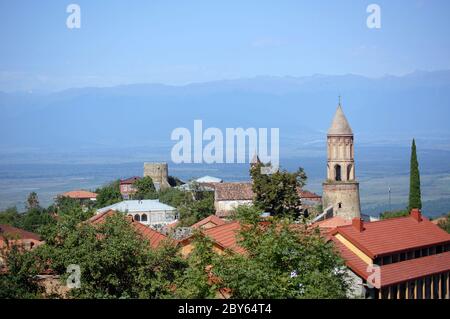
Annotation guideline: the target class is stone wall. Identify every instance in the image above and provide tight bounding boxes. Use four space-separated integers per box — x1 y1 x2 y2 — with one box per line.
143 162 170 190
322 182 361 220
214 200 253 217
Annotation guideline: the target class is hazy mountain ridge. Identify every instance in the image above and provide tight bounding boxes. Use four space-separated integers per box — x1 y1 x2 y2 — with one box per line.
1 70 450 150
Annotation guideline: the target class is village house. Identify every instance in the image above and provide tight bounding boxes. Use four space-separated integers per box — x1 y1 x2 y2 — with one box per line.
96 199 178 229
119 176 141 199
214 182 254 218
179 218 244 257
0 224 43 269
326 209 450 299
178 211 450 299
88 209 171 248
58 190 97 204
213 182 322 218
191 215 226 230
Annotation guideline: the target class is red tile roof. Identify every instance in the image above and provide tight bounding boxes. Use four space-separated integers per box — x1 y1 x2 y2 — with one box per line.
331 237 450 287
203 221 245 254
311 216 352 232
297 189 322 199
120 176 141 184
191 215 226 229
0 224 41 241
213 183 319 207
379 252 450 286
60 190 97 199
87 210 170 249
333 215 450 258
214 182 254 201
131 221 170 249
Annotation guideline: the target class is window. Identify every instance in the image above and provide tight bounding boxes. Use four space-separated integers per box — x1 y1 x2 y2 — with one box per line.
141 214 148 222
338 202 342 209
134 214 140 222
415 249 421 258
347 164 352 181
335 165 342 181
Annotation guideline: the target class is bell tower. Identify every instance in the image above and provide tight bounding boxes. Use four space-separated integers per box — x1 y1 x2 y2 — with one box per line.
322 100 361 220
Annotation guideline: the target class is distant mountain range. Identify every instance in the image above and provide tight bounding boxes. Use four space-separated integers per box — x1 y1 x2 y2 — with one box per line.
1 70 450 150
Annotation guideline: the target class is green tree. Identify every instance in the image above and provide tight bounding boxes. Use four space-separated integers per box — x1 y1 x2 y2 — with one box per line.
159 188 190 208
14 207 55 234
35 213 186 299
380 209 409 220
95 180 122 207
408 139 422 210
158 185 215 227
250 162 307 218
213 206 349 299
0 244 42 299
133 176 158 200
0 207 21 225
177 192 215 227
175 232 217 298
26 192 40 210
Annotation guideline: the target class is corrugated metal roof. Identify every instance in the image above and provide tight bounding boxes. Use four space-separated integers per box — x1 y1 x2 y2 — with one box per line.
97 200 176 214
195 176 223 183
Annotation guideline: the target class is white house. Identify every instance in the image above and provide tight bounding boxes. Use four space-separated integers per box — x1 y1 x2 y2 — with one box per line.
96 200 177 228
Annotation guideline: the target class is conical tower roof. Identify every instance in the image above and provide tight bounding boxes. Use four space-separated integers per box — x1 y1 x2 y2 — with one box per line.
328 105 353 135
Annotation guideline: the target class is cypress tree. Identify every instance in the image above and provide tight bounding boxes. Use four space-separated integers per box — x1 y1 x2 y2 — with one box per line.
408 139 422 210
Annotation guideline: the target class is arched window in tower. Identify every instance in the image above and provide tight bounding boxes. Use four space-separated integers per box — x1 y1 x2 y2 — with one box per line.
141 214 148 222
134 214 141 222
347 164 353 181
335 165 342 181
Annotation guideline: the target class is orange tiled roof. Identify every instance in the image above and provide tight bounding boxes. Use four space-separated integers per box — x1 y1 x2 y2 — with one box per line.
0 224 42 241
311 216 352 231
87 210 170 249
297 189 322 199
331 236 450 287
203 221 245 254
120 176 141 185
60 190 97 199
191 215 226 229
131 221 170 249
333 214 450 258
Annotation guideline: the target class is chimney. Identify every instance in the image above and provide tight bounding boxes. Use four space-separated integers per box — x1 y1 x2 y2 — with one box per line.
352 218 364 232
410 208 422 222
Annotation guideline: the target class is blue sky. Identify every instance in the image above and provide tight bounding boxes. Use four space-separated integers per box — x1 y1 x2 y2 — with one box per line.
1 0 450 91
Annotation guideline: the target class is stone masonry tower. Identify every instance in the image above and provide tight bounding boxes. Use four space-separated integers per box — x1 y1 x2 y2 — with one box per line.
322 102 361 220
143 162 170 190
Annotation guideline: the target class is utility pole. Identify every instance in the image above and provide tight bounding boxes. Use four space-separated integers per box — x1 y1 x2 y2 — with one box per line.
388 185 391 212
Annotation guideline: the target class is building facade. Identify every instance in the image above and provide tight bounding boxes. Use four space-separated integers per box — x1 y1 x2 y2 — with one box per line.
119 176 140 199
329 210 450 299
96 199 177 229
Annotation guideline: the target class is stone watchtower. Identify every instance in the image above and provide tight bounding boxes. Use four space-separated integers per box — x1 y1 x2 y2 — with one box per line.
143 162 170 190
322 102 361 220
